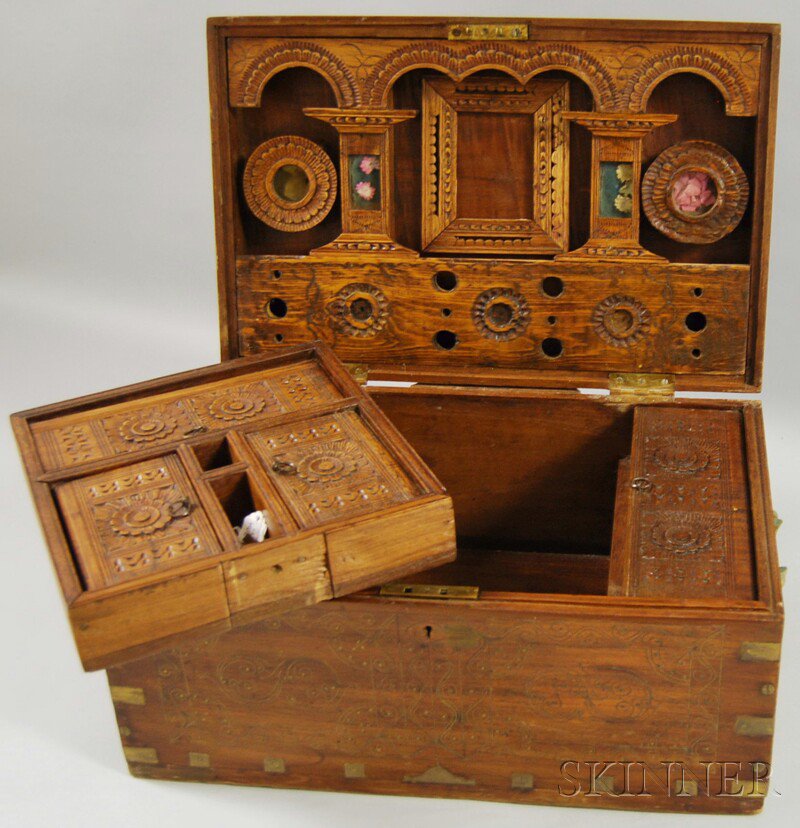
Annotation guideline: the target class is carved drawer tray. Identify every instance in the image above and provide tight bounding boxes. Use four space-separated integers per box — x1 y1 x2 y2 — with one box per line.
12 344 455 670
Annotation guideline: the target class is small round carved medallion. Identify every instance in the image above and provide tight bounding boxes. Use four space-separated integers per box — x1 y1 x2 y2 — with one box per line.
243 136 337 232
592 295 650 348
296 448 357 483
650 518 713 557
118 411 178 443
207 391 267 422
109 492 173 537
327 283 389 338
642 140 749 244
652 439 712 475
472 288 530 341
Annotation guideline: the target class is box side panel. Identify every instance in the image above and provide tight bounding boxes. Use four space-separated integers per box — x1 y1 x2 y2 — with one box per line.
107 597 782 813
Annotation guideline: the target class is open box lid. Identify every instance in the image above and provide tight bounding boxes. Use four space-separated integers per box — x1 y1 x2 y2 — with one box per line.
208 16 779 394
12 344 455 670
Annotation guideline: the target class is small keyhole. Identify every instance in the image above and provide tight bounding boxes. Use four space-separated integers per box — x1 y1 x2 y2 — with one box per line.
424 625 433 639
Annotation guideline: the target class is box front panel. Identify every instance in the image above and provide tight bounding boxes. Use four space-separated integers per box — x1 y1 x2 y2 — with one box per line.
108 598 780 813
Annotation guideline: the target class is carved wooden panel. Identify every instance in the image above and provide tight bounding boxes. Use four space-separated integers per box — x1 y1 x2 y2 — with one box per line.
610 407 754 600
55 455 221 590
235 257 750 376
421 77 568 254
247 411 418 528
226 37 762 117
105 598 780 812
212 21 775 388
31 361 342 472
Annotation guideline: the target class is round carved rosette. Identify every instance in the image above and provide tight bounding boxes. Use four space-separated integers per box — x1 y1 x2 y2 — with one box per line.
296 448 357 483
650 517 714 557
327 283 389 338
641 140 749 244
243 136 337 232
592 295 650 348
118 410 178 443
652 439 712 475
471 288 530 341
208 391 267 422
109 492 173 537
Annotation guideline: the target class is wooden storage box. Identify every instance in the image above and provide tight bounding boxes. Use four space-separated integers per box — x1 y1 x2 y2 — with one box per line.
14 16 783 815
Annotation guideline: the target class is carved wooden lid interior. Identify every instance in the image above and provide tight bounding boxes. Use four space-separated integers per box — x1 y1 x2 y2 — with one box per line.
210 17 778 392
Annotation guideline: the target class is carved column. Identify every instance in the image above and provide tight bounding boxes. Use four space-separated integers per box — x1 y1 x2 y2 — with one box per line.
304 108 418 258
557 113 677 262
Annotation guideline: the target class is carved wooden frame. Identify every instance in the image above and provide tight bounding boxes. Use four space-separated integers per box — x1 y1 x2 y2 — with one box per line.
642 140 750 245
421 76 569 255
243 135 338 232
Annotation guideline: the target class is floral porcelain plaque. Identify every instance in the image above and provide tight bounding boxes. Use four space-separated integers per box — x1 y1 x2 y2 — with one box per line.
349 155 381 211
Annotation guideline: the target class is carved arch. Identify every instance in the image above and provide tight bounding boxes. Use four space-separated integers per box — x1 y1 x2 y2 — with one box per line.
231 41 361 108
366 41 619 110
624 46 755 116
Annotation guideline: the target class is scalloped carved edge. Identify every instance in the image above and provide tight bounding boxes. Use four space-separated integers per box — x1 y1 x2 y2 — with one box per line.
624 46 755 116
366 41 618 110
232 41 361 108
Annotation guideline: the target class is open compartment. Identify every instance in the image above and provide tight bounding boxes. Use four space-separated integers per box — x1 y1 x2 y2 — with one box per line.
206 469 278 548
369 386 758 601
190 433 239 472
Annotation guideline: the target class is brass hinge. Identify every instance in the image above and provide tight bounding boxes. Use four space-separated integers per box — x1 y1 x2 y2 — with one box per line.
448 23 528 41
344 362 369 385
380 583 480 600
608 372 675 403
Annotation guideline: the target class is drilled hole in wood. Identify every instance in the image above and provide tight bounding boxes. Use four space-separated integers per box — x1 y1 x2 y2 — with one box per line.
692 347 702 358
547 315 557 325
267 297 288 318
272 270 281 279
433 270 458 291
274 333 284 343
349 297 374 321
693 287 703 297
685 311 707 332
273 564 283 573
541 337 563 358
441 307 452 318
542 276 564 297
433 330 459 350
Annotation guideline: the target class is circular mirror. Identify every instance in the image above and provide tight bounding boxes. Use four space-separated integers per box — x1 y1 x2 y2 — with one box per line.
272 164 310 203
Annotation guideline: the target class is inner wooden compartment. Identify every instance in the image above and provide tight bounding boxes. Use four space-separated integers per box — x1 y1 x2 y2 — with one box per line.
370 389 630 596
370 388 755 599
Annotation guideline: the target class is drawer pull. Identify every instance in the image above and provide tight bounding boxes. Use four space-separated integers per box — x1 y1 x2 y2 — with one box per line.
631 477 653 492
183 425 208 437
167 498 193 518
272 460 298 475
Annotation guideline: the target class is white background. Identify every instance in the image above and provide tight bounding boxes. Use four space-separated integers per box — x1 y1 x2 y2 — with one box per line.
1 1 798 826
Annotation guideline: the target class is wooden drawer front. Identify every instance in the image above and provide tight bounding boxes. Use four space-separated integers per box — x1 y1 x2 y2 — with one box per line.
247 411 417 528
55 455 221 590
617 407 754 600
32 361 342 472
